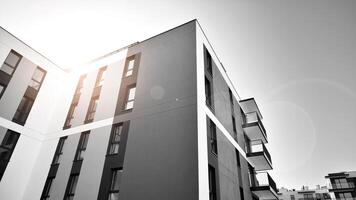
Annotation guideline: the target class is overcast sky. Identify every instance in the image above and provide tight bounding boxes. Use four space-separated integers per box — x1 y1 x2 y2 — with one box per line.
1 0 355 190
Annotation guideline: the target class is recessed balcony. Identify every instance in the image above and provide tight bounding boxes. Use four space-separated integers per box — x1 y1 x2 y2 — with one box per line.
242 111 267 143
250 172 279 200
247 140 272 171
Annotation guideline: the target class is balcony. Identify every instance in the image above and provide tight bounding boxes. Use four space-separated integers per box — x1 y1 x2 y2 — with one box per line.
250 172 279 200
239 98 267 143
329 182 355 192
247 140 272 171
242 111 268 143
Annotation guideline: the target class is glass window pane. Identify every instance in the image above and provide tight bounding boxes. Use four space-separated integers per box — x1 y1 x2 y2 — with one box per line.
125 69 133 77
108 192 119 200
0 85 4 93
110 143 119 154
69 176 78 194
82 134 89 148
125 101 134 110
29 80 40 90
4 52 20 67
111 170 122 190
32 68 45 82
1 64 15 75
128 88 136 101
128 59 134 70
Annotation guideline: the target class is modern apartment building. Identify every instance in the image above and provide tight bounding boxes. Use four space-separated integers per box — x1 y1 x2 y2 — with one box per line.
278 186 331 200
325 171 356 200
0 20 278 200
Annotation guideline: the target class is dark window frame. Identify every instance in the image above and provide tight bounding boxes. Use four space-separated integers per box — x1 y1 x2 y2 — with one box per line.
107 123 123 155
85 95 99 122
0 83 6 99
205 77 213 109
123 84 136 111
209 119 218 155
123 55 136 78
12 95 34 125
205 47 213 76
95 66 107 87
208 165 217 200
64 75 87 128
41 177 54 200
29 67 46 91
240 187 245 200
52 136 67 165
64 174 79 200
74 131 90 161
107 168 123 200
1 50 22 76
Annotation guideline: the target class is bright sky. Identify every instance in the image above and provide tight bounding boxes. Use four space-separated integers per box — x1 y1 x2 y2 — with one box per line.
1 0 355 190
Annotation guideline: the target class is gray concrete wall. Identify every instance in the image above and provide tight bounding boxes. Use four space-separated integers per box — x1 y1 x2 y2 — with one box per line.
118 21 198 200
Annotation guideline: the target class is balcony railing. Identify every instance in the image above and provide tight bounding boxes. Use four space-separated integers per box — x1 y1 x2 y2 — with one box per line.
242 111 267 143
250 172 278 200
243 112 266 134
247 140 272 171
330 182 355 190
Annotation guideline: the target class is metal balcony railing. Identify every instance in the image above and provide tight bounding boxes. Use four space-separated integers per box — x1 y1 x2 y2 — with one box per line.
330 182 355 189
249 140 272 165
243 112 267 135
250 172 278 194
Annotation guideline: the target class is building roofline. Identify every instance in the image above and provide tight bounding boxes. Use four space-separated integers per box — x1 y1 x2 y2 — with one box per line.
195 20 242 100
0 25 63 71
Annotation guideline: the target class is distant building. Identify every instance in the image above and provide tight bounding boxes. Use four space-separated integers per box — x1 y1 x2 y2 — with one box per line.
325 171 356 200
278 186 331 200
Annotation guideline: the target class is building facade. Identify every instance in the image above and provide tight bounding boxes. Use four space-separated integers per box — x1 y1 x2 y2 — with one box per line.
278 186 331 200
325 171 356 200
0 20 278 200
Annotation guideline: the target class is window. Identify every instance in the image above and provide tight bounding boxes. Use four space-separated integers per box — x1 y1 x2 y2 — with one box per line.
0 130 20 161
52 137 67 164
95 66 107 87
240 187 245 200
208 165 217 200
291 195 295 200
335 178 349 189
64 75 86 128
0 130 20 180
124 85 136 110
205 77 212 108
304 194 313 200
65 174 79 200
0 84 5 99
338 193 352 200
41 178 54 200
64 104 77 127
236 149 241 167
86 96 99 121
208 120 218 155
29 67 46 90
205 48 212 75
75 75 86 94
1 50 22 76
75 132 90 161
125 58 135 77
108 124 123 155
316 194 321 200
13 95 34 124
323 193 330 199
232 115 237 134
108 169 123 200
